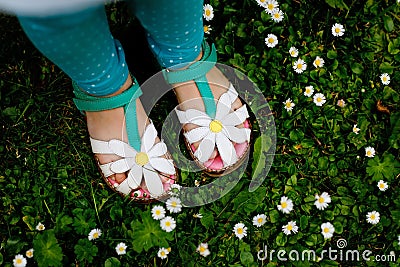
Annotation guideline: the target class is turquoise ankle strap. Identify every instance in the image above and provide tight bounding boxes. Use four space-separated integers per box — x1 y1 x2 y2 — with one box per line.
72 80 143 151
162 40 217 118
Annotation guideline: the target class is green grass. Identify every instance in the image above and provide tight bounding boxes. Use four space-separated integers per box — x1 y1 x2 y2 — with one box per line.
1 0 399 266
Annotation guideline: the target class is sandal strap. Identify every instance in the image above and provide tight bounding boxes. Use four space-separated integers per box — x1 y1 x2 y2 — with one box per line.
72 79 143 151
163 40 218 118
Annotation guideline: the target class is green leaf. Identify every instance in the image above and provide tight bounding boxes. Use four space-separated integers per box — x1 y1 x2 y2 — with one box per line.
74 239 98 263
200 212 215 228
300 215 309 230
383 16 394 32
366 154 400 181
240 251 254 265
275 232 287 246
0 252 3 265
33 230 63 267
105 257 121 267
325 0 349 9
269 210 280 224
72 208 96 235
351 62 364 74
327 50 337 59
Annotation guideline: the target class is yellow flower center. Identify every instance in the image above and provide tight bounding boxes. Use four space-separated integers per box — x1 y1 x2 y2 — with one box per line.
335 28 341 33
274 13 280 18
367 151 372 156
16 259 22 264
383 77 387 81
261 0 266 2
165 221 171 227
26 251 33 257
379 183 384 188
306 88 310 93
268 37 274 44
93 232 99 239
237 228 243 234
268 3 274 9
315 59 321 66
257 218 263 224
155 210 161 215
323 227 330 233
291 51 296 55
297 63 303 69
209 120 223 133
160 251 166 257
119 247 125 252
204 25 209 32
285 102 292 108
370 214 375 220
199 247 206 253
171 201 177 207
319 197 325 203
135 152 149 166
281 202 287 208
205 9 211 16
167 247 171 252
287 224 293 231
317 97 322 102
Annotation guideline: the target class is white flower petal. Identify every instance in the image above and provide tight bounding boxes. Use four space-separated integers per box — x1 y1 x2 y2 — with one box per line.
216 133 237 166
147 142 168 158
184 127 210 144
194 133 216 163
185 109 212 126
215 93 233 120
143 167 164 197
126 164 143 189
141 123 158 153
110 158 134 173
223 105 249 126
222 126 250 143
108 139 137 157
149 158 176 175
116 179 133 195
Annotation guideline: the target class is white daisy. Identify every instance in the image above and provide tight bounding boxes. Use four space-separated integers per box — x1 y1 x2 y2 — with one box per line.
265 34 278 48
366 211 380 224
193 213 203 218
233 222 247 239
398 235 400 245
314 192 331 210
13 254 27 267
313 56 325 68
337 99 346 108
289 47 298 57
265 0 279 14
365 146 375 158
115 242 127 255
252 214 267 227
271 8 284 22
304 85 314 97
277 196 294 214
194 180 200 187
151 205 166 220
157 247 170 259
176 85 250 168
166 197 182 213
25 249 34 259
293 59 307 73
203 4 214 21
331 23 345 37
282 221 298 235
36 222 45 231
283 98 295 111
160 216 176 232
204 25 212 34
380 73 390 85
321 222 335 239
95 123 176 198
313 93 326 106
168 184 181 196
88 228 102 241
377 180 388 191
256 0 268 8
197 243 211 257
353 124 360 134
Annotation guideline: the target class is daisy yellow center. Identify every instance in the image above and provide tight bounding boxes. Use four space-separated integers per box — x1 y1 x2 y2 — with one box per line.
237 228 243 234
261 0 266 2
205 9 211 16
367 151 372 156
274 13 280 18
160 251 166 257
268 4 274 9
257 218 263 223
319 197 325 203
317 97 322 102
383 77 387 81
156 210 161 215
27 251 33 257
370 214 375 220
204 26 209 32
93 232 99 239
335 28 340 33
379 183 384 188
306 88 311 93
16 259 22 264
281 202 287 208
171 201 177 207
119 247 125 252
268 37 274 43
165 221 171 227
297 63 303 69
287 224 293 231
353 127 357 131
323 227 330 233
315 59 321 66
167 247 171 252
209 120 223 133
285 102 292 108
135 152 149 166
199 247 206 253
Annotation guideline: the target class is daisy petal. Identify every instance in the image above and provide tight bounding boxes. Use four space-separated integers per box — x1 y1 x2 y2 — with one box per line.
223 126 251 143
223 105 249 126
110 158 134 173
216 133 237 166
186 109 212 126
126 164 143 189
215 93 233 120
147 142 168 158
194 133 216 163
109 139 137 157
142 123 158 153
116 179 133 195
149 158 176 175
184 127 210 144
143 167 164 197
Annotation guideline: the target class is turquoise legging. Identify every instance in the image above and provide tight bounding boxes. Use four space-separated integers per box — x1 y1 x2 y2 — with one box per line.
17 0 204 96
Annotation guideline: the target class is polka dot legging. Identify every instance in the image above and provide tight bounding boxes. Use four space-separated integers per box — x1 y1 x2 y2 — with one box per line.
17 0 204 96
